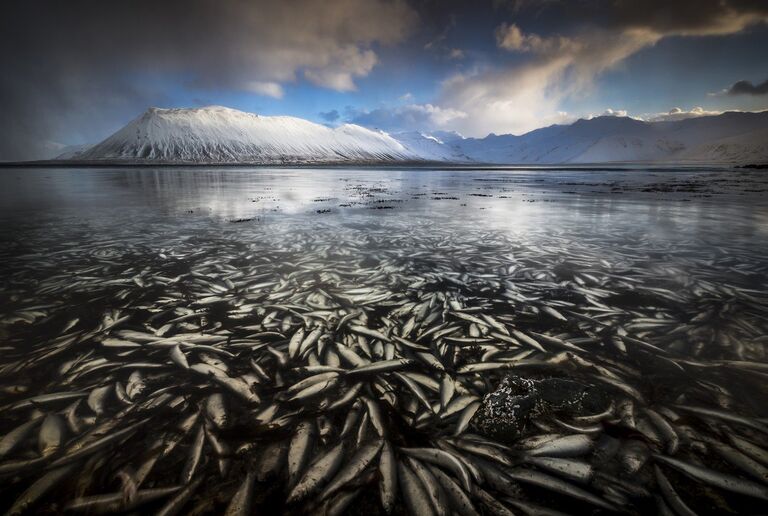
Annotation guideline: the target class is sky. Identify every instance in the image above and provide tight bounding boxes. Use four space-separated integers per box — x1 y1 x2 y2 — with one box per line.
1 0 767 160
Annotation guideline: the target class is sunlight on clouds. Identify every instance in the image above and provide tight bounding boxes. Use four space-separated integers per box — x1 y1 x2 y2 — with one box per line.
244 81 284 99
439 59 575 136
495 23 581 55
598 109 629 117
439 27 660 136
644 106 725 121
436 3 768 137
304 47 378 92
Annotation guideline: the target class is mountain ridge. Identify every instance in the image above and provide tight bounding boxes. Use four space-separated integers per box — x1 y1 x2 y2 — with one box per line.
63 106 768 165
75 106 418 164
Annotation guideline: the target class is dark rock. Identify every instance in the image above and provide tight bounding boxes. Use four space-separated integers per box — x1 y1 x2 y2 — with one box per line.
470 374 609 443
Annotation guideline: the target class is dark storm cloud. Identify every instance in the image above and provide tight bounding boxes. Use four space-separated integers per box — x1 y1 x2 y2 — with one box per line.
495 0 768 35
0 0 417 160
601 0 768 35
727 79 768 95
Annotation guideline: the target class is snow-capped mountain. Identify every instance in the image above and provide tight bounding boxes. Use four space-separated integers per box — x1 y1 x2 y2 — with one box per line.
67 106 768 164
76 106 419 164
437 111 768 164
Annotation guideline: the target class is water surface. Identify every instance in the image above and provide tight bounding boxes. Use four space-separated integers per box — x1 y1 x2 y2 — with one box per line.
1 166 767 515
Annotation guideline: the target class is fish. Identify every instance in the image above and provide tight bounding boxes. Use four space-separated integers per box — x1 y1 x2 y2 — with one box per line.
654 454 768 500
38 413 66 457
6 464 77 516
224 470 255 516
654 465 698 516
728 434 768 467
287 442 345 504
398 460 436 516
288 420 316 487
49 418 150 468
673 404 768 434
169 345 190 369
708 440 768 483
319 440 383 500
156 476 204 516
475 487 517 516
179 424 205 485
63 486 181 513
87 385 113 415
525 434 594 458
524 456 594 484
1 195 767 515
0 416 43 459
401 447 473 493
406 456 450 516
379 441 398 513
505 468 617 511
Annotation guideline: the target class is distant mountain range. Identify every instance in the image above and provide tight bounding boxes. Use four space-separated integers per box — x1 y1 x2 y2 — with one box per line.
61 106 768 165
446 112 768 164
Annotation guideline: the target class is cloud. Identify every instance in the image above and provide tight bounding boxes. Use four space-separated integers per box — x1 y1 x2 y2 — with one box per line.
424 14 456 51
439 27 658 135
598 0 768 36
644 106 724 121
304 48 378 91
349 104 467 132
726 79 768 95
319 110 341 123
578 106 725 122
600 109 629 117
436 1 768 136
579 106 725 123
496 0 768 37
422 14 469 61
0 0 417 160
495 23 581 55
244 82 285 99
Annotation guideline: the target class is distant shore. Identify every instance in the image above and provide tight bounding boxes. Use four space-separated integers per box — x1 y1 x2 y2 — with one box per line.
0 160 759 171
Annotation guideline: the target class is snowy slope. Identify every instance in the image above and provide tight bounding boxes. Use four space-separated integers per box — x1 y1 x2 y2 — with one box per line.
392 131 471 162
444 112 768 164
70 106 768 164
77 106 420 163
683 127 768 163
54 143 92 160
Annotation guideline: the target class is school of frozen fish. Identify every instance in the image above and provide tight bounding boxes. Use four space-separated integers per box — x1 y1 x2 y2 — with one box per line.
1 216 767 515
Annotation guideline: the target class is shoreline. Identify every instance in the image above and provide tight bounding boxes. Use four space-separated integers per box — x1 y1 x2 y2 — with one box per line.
0 160 755 171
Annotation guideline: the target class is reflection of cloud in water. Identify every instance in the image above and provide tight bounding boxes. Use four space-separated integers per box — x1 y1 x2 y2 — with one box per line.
1 167 767 252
